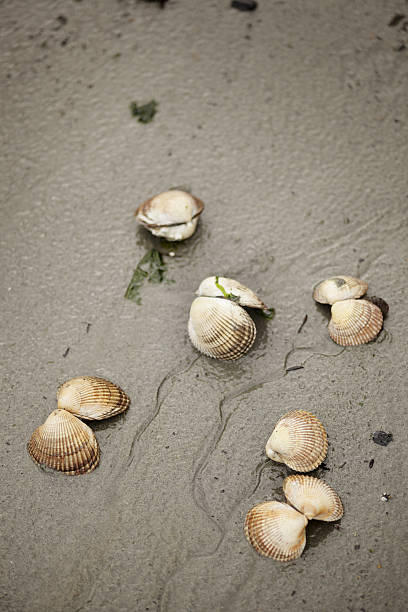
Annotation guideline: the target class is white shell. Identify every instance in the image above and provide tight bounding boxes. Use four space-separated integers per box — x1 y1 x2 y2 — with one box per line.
244 501 308 561
195 276 266 309
329 298 383 346
135 190 204 241
313 275 368 305
283 475 344 521
188 296 256 360
57 376 130 420
265 410 328 472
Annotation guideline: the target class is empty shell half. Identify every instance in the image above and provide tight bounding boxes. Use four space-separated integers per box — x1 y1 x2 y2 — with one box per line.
283 475 343 521
329 298 383 346
188 296 256 360
195 276 267 309
244 501 308 561
135 189 204 241
57 376 130 420
27 409 100 475
265 410 328 472
313 275 368 305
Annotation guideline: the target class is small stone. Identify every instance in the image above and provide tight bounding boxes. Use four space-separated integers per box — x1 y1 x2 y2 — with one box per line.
231 0 258 12
373 431 393 446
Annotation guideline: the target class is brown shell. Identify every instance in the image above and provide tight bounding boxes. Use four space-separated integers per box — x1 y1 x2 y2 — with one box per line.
283 475 344 521
244 501 308 561
57 376 130 420
329 298 383 346
27 409 100 475
265 410 328 472
313 275 368 305
188 296 256 360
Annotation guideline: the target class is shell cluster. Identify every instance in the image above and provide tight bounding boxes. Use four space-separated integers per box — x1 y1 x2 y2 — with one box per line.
135 189 204 241
245 410 342 561
188 276 270 360
27 377 130 475
313 275 386 346
245 476 343 561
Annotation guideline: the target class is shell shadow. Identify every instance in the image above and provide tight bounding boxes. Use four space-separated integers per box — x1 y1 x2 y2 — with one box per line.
304 520 341 553
91 410 128 432
314 301 331 322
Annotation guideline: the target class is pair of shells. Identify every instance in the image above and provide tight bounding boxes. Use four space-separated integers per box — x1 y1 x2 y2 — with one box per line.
188 276 267 360
245 475 343 561
313 275 384 346
135 189 204 241
27 377 130 475
265 410 328 472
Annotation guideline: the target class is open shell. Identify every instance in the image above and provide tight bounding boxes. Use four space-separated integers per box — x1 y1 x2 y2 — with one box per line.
195 276 266 310
283 475 343 521
244 501 308 561
27 409 100 475
188 296 256 360
313 275 368 305
57 376 130 420
329 298 383 346
135 190 204 241
265 410 327 472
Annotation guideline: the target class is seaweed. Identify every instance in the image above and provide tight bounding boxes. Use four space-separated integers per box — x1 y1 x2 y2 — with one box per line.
260 307 275 320
124 249 171 303
129 100 158 123
214 276 239 302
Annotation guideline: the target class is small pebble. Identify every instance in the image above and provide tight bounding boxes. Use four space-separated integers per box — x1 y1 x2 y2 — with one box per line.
231 0 258 12
372 431 393 446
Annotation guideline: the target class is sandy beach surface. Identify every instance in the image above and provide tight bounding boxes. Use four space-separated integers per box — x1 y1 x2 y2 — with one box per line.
1 1 407 611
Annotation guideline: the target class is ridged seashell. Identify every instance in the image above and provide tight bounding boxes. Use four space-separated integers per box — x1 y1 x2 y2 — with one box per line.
366 296 389 317
244 501 308 561
329 298 383 346
283 475 344 521
27 409 100 475
195 276 266 309
57 376 130 420
313 275 368 305
135 190 204 241
188 296 256 360
265 410 328 472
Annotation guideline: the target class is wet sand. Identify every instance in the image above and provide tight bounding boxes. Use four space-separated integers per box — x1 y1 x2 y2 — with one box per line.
1 1 407 611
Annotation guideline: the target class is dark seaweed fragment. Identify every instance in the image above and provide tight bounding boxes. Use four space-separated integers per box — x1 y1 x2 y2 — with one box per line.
388 14 405 27
129 100 158 123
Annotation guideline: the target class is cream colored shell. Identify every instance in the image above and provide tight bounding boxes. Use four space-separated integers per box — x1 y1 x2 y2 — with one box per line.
27 409 100 475
244 501 308 561
188 296 256 360
265 410 327 472
195 276 266 309
329 298 383 346
135 190 204 241
313 275 368 305
57 376 130 420
283 475 344 521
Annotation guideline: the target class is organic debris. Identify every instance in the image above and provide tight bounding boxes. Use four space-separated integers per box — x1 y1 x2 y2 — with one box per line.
231 0 258 11
388 14 405 27
129 100 158 124
124 248 171 304
381 493 391 502
369 459 374 469
297 314 308 333
372 431 393 446
260 307 275 320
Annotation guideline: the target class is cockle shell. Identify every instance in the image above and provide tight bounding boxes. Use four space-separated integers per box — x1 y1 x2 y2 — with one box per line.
329 298 383 346
188 296 256 360
57 376 130 420
195 276 267 309
265 410 327 472
27 409 100 475
283 475 344 521
244 501 308 561
135 190 204 241
313 275 368 305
